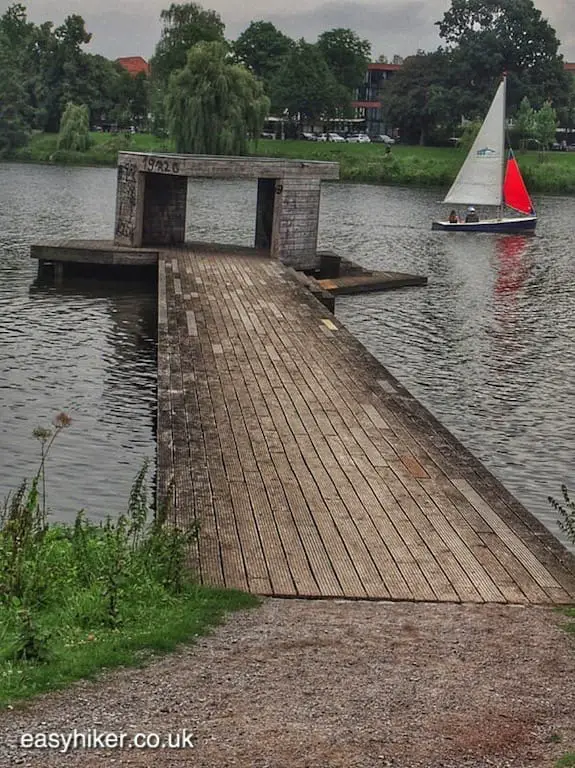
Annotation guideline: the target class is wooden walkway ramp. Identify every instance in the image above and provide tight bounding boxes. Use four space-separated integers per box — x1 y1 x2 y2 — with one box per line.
158 245 575 604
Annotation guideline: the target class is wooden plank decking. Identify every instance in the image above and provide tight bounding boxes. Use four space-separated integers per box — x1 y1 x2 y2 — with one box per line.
31 239 159 265
317 271 427 294
158 245 575 604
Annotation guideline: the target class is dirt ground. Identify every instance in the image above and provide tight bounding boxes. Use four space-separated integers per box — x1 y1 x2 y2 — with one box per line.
1 599 574 767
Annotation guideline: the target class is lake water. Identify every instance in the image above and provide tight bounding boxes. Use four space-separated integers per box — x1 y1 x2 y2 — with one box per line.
0 163 573 548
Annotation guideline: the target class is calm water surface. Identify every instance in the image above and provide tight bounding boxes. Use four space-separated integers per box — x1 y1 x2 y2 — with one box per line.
1 164 573 546
0 164 156 521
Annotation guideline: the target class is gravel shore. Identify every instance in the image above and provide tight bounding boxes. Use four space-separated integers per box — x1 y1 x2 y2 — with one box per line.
1 599 574 767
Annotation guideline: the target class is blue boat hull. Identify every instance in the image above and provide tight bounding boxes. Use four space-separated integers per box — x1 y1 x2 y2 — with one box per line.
431 216 537 233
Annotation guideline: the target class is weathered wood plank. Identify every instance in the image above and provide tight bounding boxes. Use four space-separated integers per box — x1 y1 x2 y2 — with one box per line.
157 246 575 606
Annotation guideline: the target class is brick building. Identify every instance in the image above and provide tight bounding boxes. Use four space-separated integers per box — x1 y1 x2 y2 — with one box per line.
351 63 401 137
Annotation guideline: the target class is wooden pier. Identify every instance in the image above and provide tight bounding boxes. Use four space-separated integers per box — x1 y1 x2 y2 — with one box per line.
317 270 427 295
158 244 575 605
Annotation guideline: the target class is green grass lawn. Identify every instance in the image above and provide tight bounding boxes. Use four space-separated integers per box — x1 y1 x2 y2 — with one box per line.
9 132 575 193
0 585 257 709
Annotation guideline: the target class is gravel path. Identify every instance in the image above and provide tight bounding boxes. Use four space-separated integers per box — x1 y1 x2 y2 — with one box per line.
1 600 574 767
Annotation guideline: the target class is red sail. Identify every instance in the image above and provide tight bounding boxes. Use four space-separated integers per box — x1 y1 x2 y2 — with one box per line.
503 153 534 214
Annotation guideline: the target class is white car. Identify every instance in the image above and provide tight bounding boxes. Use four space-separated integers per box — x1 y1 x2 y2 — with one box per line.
317 132 345 143
374 134 396 145
346 133 371 143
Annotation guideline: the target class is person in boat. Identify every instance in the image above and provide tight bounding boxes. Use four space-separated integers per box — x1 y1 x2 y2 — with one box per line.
465 206 479 223
448 210 458 223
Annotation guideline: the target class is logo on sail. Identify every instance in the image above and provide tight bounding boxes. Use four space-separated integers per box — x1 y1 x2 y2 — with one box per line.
476 147 497 157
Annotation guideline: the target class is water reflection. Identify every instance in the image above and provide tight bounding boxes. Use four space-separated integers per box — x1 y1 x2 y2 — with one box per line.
494 234 532 297
1 275 156 523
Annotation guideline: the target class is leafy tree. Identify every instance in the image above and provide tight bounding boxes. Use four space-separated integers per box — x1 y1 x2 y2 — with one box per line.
513 96 535 149
127 72 150 129
436 0 570 117
533 101 557 148
58 103 90 151
317 28 371 95
23 13 93 132
0 4 36 127
0 51 29 154
271 40 349 127
166 40 269 154
151 2 225 86
0 3 33 55
0 4 149 136
458 120 480 152
233 21 293 90
382 50 455 145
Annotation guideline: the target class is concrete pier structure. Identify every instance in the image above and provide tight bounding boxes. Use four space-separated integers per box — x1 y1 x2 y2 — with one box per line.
114 152 339 270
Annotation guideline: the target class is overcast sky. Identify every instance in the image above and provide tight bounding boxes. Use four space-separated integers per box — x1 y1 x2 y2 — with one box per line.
4 0 575 62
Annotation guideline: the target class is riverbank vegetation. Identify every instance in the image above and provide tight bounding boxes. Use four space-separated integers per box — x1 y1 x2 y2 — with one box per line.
0 414 256 708
11 132 575 195
1 1 574 162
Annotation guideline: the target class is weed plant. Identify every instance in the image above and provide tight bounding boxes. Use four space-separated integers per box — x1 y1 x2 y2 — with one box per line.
0 414 256 707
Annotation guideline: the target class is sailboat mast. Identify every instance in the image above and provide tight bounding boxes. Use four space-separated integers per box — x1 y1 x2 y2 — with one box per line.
498 74 507 221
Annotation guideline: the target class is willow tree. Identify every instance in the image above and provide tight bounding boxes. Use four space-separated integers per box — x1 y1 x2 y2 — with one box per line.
166 40 269 155
58 102 90 151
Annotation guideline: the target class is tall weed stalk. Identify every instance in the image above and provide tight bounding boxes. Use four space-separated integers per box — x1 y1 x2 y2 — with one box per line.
0 416 199 663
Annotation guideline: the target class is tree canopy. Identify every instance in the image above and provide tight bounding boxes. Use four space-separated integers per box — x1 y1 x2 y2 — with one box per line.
0 27 30 156
166 40 269 154
233 21 293 90
382 51 456 145
271 40 349 125
151 1 225 86
436 0 569 117
317 28 371 96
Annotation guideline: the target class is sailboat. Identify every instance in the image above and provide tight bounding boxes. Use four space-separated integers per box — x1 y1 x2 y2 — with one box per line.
432 75 537 233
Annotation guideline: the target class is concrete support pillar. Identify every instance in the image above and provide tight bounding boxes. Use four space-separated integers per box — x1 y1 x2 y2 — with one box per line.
271 177 322 270
114 160 145 247
255 178 276 251
142 174 188 246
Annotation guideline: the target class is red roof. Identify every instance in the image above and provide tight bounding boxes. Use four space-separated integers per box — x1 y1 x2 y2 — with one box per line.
368 63 402 72
366 60 575 73
352 101 383 109
117 56 150 77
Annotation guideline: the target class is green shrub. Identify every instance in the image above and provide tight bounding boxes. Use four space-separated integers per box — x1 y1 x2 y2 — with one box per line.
0 415 257 706
58 103 91 152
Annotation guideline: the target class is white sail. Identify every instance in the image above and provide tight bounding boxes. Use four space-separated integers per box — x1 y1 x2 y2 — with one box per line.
443 78 506 207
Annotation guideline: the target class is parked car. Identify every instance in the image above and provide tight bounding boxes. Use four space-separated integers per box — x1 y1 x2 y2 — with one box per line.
317 132 345 143
260 131 276 140
301 132 318 141
372 134 396 145
346 133 371 143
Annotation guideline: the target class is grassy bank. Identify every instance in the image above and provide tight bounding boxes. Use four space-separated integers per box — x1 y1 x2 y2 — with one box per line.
11 131 174 167
0 415 257 708
257 139 575 194
9 132 575 194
